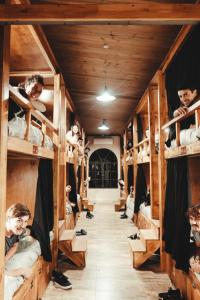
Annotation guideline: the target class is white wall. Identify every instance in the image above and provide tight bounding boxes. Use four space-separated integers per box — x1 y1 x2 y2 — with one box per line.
87 136 121 204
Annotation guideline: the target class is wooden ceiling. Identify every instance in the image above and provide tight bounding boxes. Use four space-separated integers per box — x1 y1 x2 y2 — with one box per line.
28 1 196 134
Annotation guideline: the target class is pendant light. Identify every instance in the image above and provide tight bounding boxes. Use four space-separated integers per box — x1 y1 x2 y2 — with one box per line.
96 85 116 103
98 119 109 131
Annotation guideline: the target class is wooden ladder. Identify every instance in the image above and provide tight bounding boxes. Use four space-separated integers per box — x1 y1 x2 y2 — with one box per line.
58 221 87 268
128 228 160 268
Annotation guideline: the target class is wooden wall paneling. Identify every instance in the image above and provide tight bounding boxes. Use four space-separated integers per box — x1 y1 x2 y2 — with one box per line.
148 86 159 219
0 20 10 299
6 159 39 217
157 70 168 271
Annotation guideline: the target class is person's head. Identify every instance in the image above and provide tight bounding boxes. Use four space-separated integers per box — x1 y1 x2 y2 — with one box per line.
188 204 200 233
24 75 44 101
71 124 79 134
6 203 31 235
66 185 71 193
177 85 198 107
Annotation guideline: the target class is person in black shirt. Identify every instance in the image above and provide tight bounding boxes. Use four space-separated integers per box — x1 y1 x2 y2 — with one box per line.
5 203 32 278
9 74 44 121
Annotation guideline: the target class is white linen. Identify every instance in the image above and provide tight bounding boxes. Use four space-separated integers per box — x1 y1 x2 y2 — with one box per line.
126 195 135 219
139 203 151 219
171 127 200 148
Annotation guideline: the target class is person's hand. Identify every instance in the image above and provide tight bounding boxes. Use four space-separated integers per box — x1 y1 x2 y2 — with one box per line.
173 106 188 117
21 267 33 279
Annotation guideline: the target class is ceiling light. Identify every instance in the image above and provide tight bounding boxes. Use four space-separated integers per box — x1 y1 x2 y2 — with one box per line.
98 119 109 131
103 43 109 49
96 85 116 103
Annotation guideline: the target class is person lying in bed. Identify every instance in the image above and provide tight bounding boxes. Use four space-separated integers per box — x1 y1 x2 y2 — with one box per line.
5 203 32 278
9 74 45 120
188 204 200 273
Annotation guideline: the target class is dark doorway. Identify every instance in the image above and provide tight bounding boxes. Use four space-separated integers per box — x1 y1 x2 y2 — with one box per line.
89 149 118 188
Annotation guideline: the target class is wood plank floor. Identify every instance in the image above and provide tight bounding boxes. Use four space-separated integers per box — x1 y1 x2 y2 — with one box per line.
43 198 171 300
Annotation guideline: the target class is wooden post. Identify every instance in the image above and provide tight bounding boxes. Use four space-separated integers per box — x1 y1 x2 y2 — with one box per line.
133 113 138 194
24 109 31 141
175 121 180 147
0 22 10 300
123 130 128 198
52 74 61 268
148 85 159 219
157 70 168 271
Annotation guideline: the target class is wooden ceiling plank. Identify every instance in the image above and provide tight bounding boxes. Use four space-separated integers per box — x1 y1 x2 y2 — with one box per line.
0 3 200 25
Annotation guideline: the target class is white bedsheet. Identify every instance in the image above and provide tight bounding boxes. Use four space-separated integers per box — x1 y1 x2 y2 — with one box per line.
171 127 200 148
4 236 41 300
139 203 151 219
8 116 53 150
126 195 135 219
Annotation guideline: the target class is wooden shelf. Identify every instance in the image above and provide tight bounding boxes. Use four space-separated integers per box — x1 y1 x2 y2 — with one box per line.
7 136 54 159
164 141 200 159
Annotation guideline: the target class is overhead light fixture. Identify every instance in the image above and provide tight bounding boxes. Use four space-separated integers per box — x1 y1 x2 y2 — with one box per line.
98 119 109 131
96 85 116 103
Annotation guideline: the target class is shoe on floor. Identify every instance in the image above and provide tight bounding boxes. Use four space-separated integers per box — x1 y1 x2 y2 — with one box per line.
53 279 72 290
158 288 181 300
128 233 140 240
120 213 128 219
52 270 68 281
86 211 94 219
76 229 87 236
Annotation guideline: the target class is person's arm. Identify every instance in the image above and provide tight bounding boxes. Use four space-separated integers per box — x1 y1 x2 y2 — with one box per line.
5 242 18 263
5 267 33 279
173 106 188 117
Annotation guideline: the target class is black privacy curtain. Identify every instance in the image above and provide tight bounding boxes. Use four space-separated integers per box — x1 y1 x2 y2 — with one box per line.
68 163 79 213
134 165 147 213
163 157 191 271
31 159 54 262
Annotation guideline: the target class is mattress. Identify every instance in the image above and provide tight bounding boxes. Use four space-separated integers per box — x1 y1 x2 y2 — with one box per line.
4 230 54 300
8 116 53 150
4 236 41 300
139 202 151 219
170 127 200 148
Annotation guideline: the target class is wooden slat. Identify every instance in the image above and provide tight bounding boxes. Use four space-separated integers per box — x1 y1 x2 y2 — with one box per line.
135 137 149 148
1 3 200 24
7 136 54 159
162 99 200 130
0 22 10 300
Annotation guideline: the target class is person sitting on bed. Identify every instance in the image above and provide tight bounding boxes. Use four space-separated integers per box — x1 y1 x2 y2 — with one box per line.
173 85 200 118
166 84 200 147
9 74 45 121
5 203 32 278
188 204 200 273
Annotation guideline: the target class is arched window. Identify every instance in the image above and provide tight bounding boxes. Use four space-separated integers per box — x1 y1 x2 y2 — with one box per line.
89 149 118 188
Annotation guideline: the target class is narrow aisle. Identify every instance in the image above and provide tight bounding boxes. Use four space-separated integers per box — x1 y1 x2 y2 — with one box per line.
43 199 171 300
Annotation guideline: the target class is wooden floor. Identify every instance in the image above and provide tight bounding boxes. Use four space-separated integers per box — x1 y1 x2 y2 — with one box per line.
43 198 171 300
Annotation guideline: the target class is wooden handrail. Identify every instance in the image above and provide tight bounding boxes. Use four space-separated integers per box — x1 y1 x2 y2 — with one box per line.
9 85 58 133
134 138 149 148
162 99 200 130
9 85 32 109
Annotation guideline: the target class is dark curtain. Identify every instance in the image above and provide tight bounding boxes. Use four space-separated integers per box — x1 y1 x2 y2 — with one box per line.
134 165 147 213
31 159 54 262
77 165 81 194
165 25 200 145
163 157 191 271
68 163 79 213
128 165 133 194
137 114 143 142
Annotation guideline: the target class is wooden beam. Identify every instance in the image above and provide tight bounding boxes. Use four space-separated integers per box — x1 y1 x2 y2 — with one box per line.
14 0 59 73
0 23 10 300
1 3 200 25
